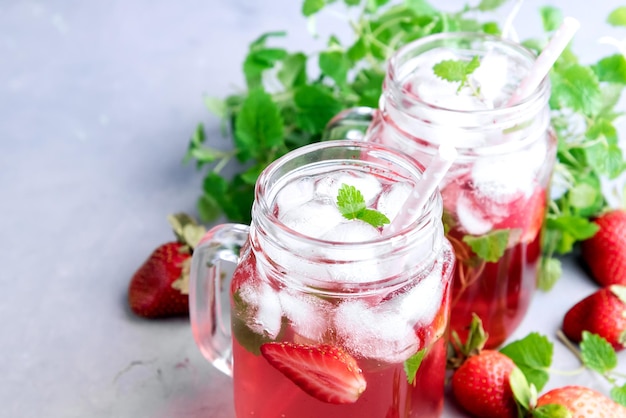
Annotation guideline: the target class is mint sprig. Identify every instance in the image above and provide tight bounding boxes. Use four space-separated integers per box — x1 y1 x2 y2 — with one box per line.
433 55 481 93
336 183 390 228
462 229 510 263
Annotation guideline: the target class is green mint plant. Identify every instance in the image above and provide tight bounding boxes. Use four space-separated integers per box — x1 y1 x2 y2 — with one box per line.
185 0 626 292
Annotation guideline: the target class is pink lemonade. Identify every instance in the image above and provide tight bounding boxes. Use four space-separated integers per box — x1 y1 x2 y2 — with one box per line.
189 142 455 417
364 33 556 348
226 159 455 417
231 250 453 418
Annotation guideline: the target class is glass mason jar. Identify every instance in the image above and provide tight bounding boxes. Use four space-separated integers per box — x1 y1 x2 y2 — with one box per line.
189 140 455 418
329 32 556 348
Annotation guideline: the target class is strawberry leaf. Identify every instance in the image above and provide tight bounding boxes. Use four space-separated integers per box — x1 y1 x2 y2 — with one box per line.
538 256 562 291
509 367 534 410
462 229 510 263
500 333 553 391
404 348 427 384
580 331 618 374
531 404 572 418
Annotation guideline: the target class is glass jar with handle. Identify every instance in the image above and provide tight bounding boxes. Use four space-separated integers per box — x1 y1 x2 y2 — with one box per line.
189 140 455 418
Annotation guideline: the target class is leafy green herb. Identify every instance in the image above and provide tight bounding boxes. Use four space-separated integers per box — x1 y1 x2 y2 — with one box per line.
337 184 390 228
580 331 618 374
462 229 510 263
186 1 626 296
433 55 481 93
500 332 553 391
404 348 427 384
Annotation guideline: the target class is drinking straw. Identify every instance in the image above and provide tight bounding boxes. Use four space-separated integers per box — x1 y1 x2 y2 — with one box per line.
506 17 580 106
389 143 457 233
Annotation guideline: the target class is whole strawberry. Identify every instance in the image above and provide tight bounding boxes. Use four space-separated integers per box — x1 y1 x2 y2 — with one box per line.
581 209 626 286
451 350 518 418
562 285 626 350
128 213 206 318
536 385 626 416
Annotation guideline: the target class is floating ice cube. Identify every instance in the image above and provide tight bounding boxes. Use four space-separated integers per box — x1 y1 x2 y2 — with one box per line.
376 182 413 223
320 219 381 243
315 171 382 205
395 263 444 327
456 192 493 235
334 300 419 363
278 290 332 342
279 199 344 239
472 53 510 108
471 156 535 204
275 176 316 216
239 280 282 339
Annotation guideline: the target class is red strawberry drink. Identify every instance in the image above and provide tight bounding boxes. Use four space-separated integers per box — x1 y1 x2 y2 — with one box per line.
190 141 454 417
363 33 556 348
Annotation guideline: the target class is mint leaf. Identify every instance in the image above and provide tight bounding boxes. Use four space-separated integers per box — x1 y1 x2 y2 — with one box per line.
540 6 563 32
550 64 602 116
404 348 427 384
433 55 481 92
359 209 391 228
234 88 285 162
580 331 618 374
278 53 308 89
319 50 352 87
611 384 626 407
294 85 345 134
546 215 599 241
462 229 510 263
302 0 325 17
568 183 599 209
593 54 626 84
500 333 553 391
336 184 390 228
608 6 626 27
477 0 507 12
337 184 367 219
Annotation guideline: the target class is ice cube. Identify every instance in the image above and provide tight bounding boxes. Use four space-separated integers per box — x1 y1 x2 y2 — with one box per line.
278 290 332 342
334 299 419 363
239 280 282 339
315 172 382 205
472 53 510 108
471 156 534 204
395 263 444 327
456 191 493 235
320 219 381 243
376 182 412 223
275 176 316 216
279 199 344 239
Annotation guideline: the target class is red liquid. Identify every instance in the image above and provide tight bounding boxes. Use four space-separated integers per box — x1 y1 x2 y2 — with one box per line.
230 247 452 418
447 227 541 348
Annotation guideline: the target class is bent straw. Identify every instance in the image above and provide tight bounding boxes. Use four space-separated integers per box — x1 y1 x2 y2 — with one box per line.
507 17 580 106
389 143 458 233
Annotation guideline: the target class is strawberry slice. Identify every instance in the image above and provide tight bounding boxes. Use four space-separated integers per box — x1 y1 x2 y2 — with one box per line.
260 342 367 404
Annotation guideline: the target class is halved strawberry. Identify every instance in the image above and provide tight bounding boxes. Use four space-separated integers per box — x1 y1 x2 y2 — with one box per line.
260 342 367 404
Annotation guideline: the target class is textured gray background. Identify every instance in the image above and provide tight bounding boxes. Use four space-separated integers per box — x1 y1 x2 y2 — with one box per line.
2 1 625 417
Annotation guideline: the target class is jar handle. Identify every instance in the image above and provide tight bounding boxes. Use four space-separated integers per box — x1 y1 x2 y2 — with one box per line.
189 223 250 377
322 106 377 141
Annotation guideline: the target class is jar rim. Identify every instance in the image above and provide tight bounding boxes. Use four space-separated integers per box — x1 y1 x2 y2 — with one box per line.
386 31 550 116
253 140 443 251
